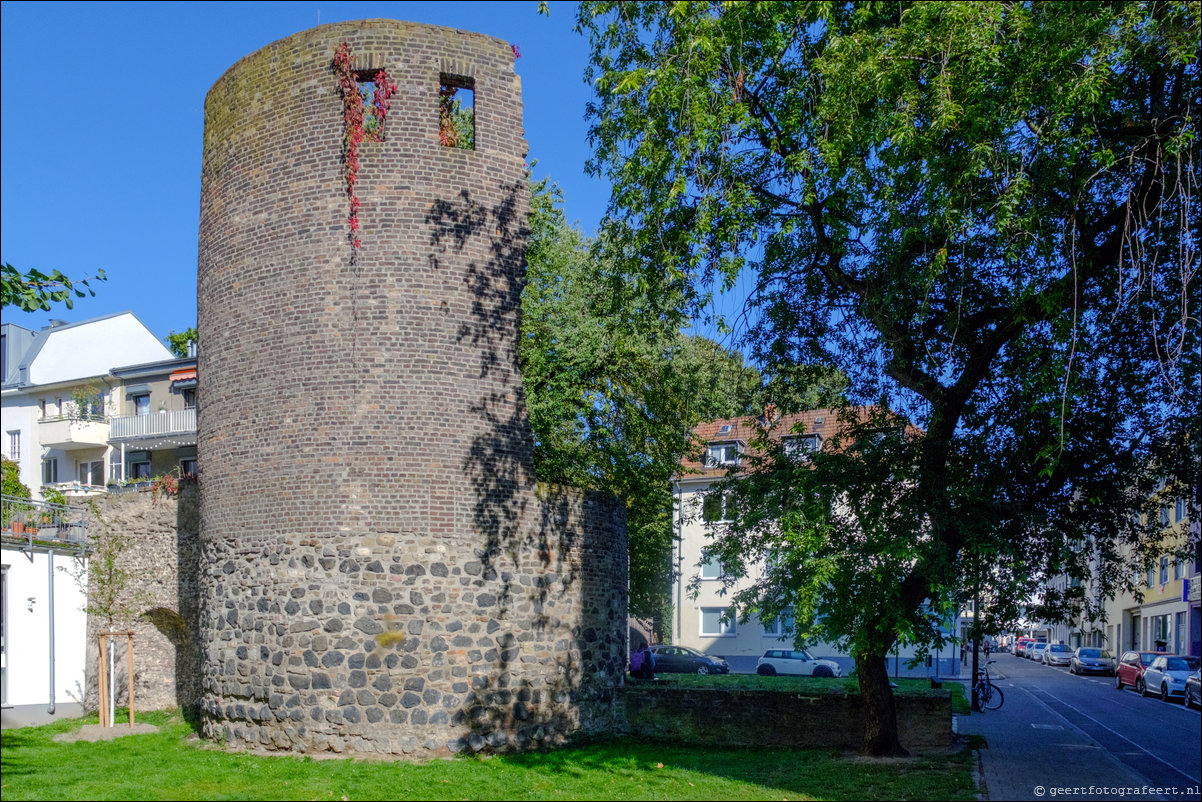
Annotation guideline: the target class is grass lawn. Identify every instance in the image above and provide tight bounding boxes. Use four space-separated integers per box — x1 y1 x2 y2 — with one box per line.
1 704 976 801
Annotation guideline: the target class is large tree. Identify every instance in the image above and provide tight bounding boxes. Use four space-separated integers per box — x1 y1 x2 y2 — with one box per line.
577 1 1199 754
520 174 761 633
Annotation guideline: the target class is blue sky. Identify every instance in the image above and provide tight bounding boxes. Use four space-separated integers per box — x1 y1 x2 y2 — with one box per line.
1 1 611 343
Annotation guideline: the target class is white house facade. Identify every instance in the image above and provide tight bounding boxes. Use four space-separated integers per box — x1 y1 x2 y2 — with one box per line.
670 409 962 677
2 314 175 500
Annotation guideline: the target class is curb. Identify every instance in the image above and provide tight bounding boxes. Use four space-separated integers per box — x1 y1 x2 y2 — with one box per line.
954 714 989 801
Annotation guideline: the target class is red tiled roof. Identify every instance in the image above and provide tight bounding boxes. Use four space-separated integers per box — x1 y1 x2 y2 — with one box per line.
678 406 895 479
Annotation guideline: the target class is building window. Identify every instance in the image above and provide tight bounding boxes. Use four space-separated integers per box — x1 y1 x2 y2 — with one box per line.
699 554 724 580
6 430 18 460
133 394 150 416
1161 505 1171 526
42 458 58 485
1159 556 1170 585
783 434 820 460
1176 497 1188 523
762 609 795 638
128 456 151 480
700 607 736 637
701 491 732 523
180 458 198 477
38 399 46 418
1174 558 1184 581
77 460 104 487
706 443 740 467
1152 614 1170 650
182 388 197 409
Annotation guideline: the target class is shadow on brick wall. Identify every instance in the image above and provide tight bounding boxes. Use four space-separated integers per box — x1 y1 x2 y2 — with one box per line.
427 180 627 751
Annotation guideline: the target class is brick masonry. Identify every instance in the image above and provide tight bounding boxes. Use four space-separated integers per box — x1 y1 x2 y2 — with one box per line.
195 20 628 756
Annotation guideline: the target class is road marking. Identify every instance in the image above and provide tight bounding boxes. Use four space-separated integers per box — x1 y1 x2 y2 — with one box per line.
1025 686 1202 786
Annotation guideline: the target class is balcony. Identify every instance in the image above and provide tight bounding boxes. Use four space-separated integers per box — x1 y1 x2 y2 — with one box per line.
1 493 87 546
109 408 197 444
38 415 110 450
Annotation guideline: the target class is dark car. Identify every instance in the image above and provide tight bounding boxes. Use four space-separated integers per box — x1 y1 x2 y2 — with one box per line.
1069 647 1115 675
649 644 731 675
1185 669 1201 709
1115 651 1162 693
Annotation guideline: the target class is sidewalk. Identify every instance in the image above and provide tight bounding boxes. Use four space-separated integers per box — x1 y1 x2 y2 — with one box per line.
953 668 1179 802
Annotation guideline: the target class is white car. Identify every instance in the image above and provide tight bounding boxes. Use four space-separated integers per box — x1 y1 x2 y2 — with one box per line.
756 649 842 678
1142 655 1197 701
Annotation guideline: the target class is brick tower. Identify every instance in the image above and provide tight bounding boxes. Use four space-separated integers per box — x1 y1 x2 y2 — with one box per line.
196 20 626 757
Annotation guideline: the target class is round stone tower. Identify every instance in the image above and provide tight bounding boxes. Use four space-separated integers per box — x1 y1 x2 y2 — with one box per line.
196 20 626 757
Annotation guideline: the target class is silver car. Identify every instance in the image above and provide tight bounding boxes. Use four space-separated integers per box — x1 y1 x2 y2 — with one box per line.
1042 643 1073 667
1069 647 1115 675
1142 655 1197 701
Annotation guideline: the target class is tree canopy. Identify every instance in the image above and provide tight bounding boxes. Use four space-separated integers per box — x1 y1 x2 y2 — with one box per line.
1 263 106 311
166 327 198 358
577 0 1199 754
520 173 762 632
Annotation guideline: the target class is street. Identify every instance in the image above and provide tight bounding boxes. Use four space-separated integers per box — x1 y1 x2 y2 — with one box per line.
958 652 1201 801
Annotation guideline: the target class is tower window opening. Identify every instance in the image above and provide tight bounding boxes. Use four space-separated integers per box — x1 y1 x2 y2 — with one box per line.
439 74 475 150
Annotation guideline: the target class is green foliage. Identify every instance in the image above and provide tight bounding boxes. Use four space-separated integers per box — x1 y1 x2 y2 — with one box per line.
1 263 106 311
2 456 30 500
2 457 32 527
41 488 67 507
165 328 197 358
521 173 762 631
67 382 105 420
579 0 1199 753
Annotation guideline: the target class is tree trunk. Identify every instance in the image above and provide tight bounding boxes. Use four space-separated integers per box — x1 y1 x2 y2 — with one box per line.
855 651 908 756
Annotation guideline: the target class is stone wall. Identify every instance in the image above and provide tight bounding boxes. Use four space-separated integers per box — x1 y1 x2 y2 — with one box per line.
195 20 628 757
83 486 201 715
615 686 953 751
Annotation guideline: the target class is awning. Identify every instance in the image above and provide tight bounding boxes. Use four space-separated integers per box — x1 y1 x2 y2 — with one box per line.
170 368 198 389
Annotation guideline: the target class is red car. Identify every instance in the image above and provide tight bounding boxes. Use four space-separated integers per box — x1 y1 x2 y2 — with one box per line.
1115 651 1163 693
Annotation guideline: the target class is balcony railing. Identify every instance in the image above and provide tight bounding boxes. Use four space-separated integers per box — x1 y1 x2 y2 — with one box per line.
1 493 87 546
109 408 197 441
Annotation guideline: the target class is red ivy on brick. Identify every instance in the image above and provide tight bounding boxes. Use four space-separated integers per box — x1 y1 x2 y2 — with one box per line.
333 43 397 251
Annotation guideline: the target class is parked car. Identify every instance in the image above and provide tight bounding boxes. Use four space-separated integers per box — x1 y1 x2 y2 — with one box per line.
1042 643 1073 667
1069 647 1115 676
756 649 842 678
1015 638 1034 658
1185 669 1201 709
1115 651 1162 692
1027 642 1049 662
1142 655 1195 701
648 644 730 675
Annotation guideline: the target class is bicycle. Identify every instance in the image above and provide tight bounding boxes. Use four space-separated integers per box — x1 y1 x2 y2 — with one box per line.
974 660 1004 711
